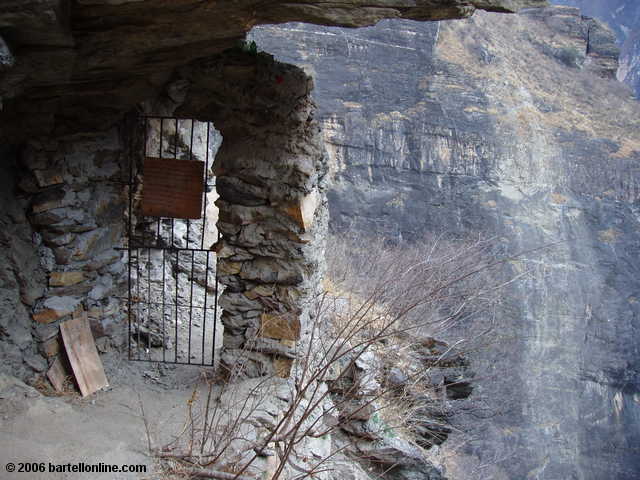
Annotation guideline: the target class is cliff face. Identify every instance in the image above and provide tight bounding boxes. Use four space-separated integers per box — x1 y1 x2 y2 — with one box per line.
0 147 47 379
620 29 640 97
0 0 545 142
0 0 549 383
553 0 640 96
252 6 640 479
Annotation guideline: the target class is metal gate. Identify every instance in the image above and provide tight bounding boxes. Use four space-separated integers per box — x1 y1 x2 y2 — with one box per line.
125 116 221 366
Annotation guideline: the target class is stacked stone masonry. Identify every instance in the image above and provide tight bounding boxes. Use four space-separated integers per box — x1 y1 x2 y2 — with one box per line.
0 49 328 381
173 50 330 377
17 129 128 376
0 0 545 380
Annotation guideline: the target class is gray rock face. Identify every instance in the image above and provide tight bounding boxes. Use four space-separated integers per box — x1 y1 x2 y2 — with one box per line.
552 0 640 95
0 126 130 381
252 7 640 479
0 0 545 142
171 50 330 377
552 0 640 42
0 146 44 380
620 31 640 97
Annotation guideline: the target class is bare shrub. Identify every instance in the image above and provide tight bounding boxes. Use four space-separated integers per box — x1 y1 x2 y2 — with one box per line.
326 232 511 341
150 232 519 479
578 69 636 100
323 233 519 445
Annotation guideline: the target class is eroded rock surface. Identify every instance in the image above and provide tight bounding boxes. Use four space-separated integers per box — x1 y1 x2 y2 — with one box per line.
0 0 545 141
252 6 640 479
553 0 640 95
173 50 330 376
0 147 44 379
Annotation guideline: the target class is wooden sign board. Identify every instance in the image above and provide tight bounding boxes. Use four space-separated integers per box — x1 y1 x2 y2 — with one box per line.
60 313 109 397
141 157 205 219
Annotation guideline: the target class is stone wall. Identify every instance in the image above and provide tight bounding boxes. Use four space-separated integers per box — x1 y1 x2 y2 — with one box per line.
0 49 330 382
10 127 128 379
0 146 46 379
252 9 640 479
0 0 546 384
174 50 330 377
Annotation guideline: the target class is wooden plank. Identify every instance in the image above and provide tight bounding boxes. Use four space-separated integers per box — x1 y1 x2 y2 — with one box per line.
141 157 205 219
60 312 109 397
46 356 67 393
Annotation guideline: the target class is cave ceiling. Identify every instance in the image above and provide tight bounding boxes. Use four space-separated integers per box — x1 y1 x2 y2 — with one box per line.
0 0 546 141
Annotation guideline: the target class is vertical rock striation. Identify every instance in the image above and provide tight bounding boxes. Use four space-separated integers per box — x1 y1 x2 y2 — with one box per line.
252 6 640 479
552 0 640 96
0 146 45 379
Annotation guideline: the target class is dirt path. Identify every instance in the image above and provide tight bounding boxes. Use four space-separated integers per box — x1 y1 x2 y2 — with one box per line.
0 352 213 479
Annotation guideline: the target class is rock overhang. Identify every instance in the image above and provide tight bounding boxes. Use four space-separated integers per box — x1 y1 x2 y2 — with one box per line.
0 0 547 141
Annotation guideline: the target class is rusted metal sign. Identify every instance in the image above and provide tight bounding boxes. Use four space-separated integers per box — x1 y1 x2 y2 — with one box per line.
141 157 204 219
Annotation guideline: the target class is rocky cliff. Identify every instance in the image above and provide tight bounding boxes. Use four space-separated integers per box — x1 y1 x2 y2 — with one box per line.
252 6 640 479
0 0 549 381
0 0 546 142
553 0 640 96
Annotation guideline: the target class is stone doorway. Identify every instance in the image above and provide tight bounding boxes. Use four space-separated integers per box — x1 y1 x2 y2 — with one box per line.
125 116 222 366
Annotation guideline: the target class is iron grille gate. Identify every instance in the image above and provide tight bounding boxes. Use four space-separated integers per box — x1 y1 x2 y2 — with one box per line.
125 116 221 366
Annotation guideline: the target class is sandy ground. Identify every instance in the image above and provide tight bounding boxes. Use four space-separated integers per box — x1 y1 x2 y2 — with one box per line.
0 351 214 480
